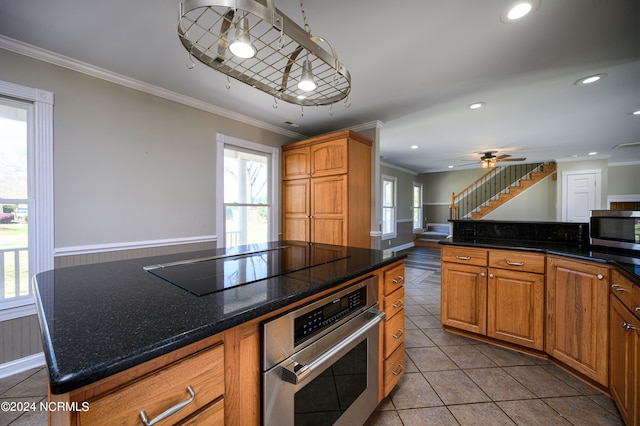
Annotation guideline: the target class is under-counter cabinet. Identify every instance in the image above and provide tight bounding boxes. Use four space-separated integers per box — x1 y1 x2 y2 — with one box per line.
442 247 545 351
281 130 372 248
377 261 406 400
441 246 488 334
487 250 545 350
609 270 640 426
49 323 260 426
546 256 609 386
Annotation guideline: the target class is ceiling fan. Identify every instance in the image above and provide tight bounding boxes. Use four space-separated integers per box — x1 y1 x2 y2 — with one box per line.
478 151 526 168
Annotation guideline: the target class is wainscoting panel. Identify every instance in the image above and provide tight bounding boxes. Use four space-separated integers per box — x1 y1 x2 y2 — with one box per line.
0 314 42 365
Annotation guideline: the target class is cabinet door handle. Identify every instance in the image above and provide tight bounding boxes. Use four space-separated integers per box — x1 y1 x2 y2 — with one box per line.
392 300 404 309
488 273 494 279
140 386 195 426
597 274 604 280
392 364 404 376
392 329 404 339
623 322 639 331
505 260 525 266
392 276 404 284
455 256 471 261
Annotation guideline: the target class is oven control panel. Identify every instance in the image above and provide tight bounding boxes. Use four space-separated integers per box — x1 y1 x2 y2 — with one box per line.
294 287 367 346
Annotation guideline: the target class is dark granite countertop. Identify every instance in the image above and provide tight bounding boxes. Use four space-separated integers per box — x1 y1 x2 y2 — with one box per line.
441 237 640 281
33 241 405 394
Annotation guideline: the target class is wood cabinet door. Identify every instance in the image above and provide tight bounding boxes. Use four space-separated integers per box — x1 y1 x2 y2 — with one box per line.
310 175 347 245
546 257 609 386
310 139 348 177
282 179 310 242
487 268 545 350
282 146 310 180
441 262 487 334
609 295 635 425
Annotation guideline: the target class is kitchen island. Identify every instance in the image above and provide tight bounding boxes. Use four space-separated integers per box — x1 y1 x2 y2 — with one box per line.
33 241 406 425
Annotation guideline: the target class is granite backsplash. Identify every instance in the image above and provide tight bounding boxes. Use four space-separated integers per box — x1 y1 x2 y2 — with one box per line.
450 219 589 245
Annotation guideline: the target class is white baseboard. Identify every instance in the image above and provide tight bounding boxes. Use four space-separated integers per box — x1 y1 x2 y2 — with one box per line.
0 352 45 379
388 241 415 253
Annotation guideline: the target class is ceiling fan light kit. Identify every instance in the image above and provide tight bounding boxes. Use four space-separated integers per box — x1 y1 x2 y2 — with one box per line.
178 0 351 107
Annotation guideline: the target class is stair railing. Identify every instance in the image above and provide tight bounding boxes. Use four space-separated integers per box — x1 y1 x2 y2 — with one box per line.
450 163 544 219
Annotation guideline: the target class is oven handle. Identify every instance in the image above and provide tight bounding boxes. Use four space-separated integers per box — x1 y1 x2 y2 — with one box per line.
281 308 385 385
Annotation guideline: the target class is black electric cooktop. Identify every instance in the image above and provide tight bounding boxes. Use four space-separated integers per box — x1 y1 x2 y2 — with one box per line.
145 244 350 296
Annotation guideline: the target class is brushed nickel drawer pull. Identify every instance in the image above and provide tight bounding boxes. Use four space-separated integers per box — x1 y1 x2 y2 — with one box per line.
392 276 404 284
623 322 639 331
392 300 404 309
636 307 640 314
140 386 195 426
455 256 471 261
392 364 404 376
392 329 404 339
611 284 622 288
505 260 525 266
614 287 629 292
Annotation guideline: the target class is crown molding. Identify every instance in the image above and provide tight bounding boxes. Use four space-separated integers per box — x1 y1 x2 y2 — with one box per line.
0 35 304 139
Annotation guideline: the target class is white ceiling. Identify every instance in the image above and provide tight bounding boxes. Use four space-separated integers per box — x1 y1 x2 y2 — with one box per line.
1 0 639 173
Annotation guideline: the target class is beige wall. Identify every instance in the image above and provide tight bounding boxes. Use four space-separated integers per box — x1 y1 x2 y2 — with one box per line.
608 163 640 195
0 48 297 249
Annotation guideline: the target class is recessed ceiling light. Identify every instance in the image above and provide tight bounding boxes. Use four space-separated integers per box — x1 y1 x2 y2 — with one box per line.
632 110 640 116
448 165 454 169
410 145 419 149
469 102 486 110
588 152 598 156
575 73 607 85
501 0 540 23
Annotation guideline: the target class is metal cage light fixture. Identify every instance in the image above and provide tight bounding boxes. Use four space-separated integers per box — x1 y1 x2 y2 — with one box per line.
178 0 352 107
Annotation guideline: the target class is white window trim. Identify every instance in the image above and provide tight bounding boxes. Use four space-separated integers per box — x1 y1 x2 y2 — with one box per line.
0 80 54 320
413 181 423 232
216 134 280 247
381 175 397 240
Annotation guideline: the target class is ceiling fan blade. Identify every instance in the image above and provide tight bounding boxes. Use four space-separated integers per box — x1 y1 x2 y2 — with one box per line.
496 154 511 159
497 157 527 162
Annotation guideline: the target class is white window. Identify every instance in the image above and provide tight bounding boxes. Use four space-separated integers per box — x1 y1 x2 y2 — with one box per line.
413 182 423 231
382 175 397 239
216 135 280 247
0 81 54 319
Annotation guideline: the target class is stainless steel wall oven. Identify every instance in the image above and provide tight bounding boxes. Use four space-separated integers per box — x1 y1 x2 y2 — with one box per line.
262 276 384 426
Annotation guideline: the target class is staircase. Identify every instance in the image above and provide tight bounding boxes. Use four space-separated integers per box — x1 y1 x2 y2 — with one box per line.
451 162 556 220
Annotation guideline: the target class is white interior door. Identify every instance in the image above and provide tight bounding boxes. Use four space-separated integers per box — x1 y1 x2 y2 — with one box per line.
562 170 601 222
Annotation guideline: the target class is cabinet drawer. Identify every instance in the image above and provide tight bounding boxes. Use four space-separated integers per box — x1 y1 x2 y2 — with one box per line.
80 344 224 426
442 246 488 267
488 250 544 273
383 287 404 320
384 310 405 358
179 398 224 425
383 343 405 397
383 263 405 295
611 270 634 310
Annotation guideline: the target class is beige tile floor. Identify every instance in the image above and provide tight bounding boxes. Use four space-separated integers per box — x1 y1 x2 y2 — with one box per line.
0 247 626 425
366 247 625 426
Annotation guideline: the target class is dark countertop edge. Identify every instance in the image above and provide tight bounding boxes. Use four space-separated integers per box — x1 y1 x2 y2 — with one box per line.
439 239 640 283
39 254 406 395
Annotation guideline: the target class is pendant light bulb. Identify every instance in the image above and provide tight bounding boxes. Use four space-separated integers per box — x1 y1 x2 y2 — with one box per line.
297 59 317 92
229 17 256 59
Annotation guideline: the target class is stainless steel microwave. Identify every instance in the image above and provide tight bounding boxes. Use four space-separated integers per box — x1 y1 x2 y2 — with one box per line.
590 210 640 251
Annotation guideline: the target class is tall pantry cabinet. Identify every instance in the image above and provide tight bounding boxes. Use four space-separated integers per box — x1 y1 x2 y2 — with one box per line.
281 130 372 248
